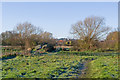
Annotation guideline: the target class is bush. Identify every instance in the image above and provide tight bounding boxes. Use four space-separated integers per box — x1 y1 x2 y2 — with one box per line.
45 44 55 52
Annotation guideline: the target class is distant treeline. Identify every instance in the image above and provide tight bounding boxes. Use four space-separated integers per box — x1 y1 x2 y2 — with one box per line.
0 16 119 51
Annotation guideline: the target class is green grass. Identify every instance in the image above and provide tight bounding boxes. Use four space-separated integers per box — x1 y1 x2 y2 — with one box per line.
57 51 119 56
2 54 96 78
2 53 119 78
88 56 118 78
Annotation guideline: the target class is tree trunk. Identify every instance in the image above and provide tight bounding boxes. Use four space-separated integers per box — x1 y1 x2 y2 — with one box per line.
25 39 31 50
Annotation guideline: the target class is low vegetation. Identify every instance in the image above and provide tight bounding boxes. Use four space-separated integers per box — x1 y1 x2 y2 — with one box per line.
2 53 119 78
88 56 118 78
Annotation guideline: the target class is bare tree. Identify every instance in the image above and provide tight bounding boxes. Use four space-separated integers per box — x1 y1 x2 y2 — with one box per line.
71 16 110 50
39 31 55 45
106 31 118 50
1 31 14 46
15 22 43 50
40 32 53 40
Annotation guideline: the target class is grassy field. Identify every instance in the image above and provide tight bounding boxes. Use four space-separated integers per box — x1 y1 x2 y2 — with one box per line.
1 52 119 78
85 56 118 78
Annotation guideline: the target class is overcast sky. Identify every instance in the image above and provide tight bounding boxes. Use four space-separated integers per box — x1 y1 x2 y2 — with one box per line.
2 2 118 38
